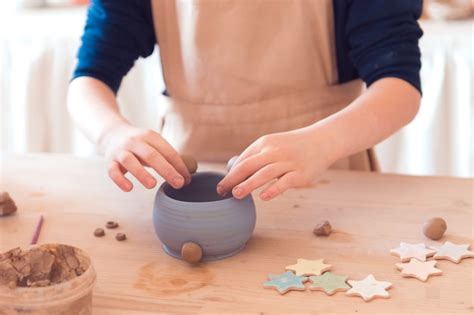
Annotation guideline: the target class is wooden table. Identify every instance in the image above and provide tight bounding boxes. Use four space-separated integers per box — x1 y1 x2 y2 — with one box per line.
1 154 473 314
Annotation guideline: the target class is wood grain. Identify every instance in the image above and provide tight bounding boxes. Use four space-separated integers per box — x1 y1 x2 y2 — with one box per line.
0 153 473 314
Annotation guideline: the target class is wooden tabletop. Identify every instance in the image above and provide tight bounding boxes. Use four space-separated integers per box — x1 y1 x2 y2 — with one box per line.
1 153 473 314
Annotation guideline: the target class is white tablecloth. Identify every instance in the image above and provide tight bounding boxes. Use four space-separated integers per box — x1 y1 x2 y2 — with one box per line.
0 8 472 177
375 20 473 178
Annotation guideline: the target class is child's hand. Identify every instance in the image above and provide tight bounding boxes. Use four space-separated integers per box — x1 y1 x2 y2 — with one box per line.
216 127 336 201
99 122 191 192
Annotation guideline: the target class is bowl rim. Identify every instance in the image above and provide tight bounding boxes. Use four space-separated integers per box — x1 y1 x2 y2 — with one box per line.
158 171 247 206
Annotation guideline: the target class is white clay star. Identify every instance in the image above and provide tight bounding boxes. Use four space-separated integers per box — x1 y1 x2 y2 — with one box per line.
430 241 474 263
346 274 392 302
390 242 437 262
396 259 442 281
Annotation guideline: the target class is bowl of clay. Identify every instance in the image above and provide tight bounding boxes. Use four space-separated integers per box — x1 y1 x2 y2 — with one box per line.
153 171 256 263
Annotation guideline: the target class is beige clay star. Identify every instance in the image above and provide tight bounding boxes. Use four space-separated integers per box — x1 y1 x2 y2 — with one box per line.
285 258 331 276
396 259 442 281
346 274 392 302
430 241 474 263
390 242 437 262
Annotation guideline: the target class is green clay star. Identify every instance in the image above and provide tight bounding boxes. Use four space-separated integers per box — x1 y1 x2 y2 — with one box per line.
263 271 308 294
309 272 350 295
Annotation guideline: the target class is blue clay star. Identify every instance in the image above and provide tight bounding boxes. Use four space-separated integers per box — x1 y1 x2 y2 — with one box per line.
263 271 308 294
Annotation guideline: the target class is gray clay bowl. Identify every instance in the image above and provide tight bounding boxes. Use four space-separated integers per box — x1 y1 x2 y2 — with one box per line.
153 171 256 262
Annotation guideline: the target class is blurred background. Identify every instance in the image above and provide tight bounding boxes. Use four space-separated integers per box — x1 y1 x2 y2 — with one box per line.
0 0 472 177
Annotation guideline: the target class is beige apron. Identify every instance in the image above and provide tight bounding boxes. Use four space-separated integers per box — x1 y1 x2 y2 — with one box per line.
151 0 379 171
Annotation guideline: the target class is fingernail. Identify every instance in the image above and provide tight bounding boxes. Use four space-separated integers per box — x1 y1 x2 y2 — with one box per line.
173 176 184 187
147 178 156 187
185 176 192 185
233 186 242 198
260 192 270 201
216 185 226 196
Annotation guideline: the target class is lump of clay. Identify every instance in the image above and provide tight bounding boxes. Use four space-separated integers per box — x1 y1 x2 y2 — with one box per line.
423 217 447 240
0 192 17 217
0 244 89 289
181 155 198 174
181 242 202 264
313 220 332 236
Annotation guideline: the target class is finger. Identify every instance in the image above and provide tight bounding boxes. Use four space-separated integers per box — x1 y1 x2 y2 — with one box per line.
117 151 157 189
217 152 273 196
259 171 299 201
130 142 185 189
108 161 133 192
231 163 291 199
229 140 262 170
144 131 191 182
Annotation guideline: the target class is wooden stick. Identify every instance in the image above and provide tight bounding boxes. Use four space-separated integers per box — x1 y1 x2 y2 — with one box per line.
30 215 44 245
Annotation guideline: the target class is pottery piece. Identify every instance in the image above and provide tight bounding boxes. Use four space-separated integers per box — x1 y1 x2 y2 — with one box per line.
390 242 437 262
430 241 474 263
395 259 442 282
309 272 350 295
346 274 392 302
263 271 308 294
153 171 256 262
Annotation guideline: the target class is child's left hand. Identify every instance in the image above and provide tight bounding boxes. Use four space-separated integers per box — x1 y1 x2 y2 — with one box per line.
216 127 337 201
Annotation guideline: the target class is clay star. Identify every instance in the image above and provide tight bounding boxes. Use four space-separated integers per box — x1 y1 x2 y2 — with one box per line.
263 271 308 294
346 274 392 302
309 272 350 295
285 258 331 276
396 258 442 281
390 242 437 262
430 241 474 263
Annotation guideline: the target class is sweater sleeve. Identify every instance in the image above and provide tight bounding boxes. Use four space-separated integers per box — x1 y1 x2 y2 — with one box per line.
72 0 156 94
341 0 423 93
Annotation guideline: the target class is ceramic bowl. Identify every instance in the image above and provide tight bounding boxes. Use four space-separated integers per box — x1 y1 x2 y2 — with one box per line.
153 171 256 262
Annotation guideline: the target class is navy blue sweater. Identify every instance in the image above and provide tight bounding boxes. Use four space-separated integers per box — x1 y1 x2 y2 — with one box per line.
73 0 423 95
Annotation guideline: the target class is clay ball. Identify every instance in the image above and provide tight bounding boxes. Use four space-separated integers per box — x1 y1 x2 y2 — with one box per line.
0 192 17 217
423 217 447 240
93 228 105 237
106 221 119 229
115 233 127 241
181 155 198 174
226 155 239 172
313 220 332 236
181 242 202 264
0 192 11 204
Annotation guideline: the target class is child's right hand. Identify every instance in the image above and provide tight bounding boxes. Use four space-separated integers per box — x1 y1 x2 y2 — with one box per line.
98 122 191 192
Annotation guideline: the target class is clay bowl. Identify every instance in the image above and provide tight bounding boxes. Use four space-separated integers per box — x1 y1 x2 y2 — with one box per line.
153 171 256 263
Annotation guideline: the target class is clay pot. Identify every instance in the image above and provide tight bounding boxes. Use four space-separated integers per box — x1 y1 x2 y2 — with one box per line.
153 171 256 263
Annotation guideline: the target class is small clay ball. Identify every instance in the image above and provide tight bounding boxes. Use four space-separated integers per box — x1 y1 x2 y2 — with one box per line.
0 200 17 217
181 155 198 174
423 217 447 240
226 155 239 172
106 221 119 229
94 228 105 237
181 242 202 264
313 220 332 236
0 192 12 204
0 192 17 217
115 233 127 241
